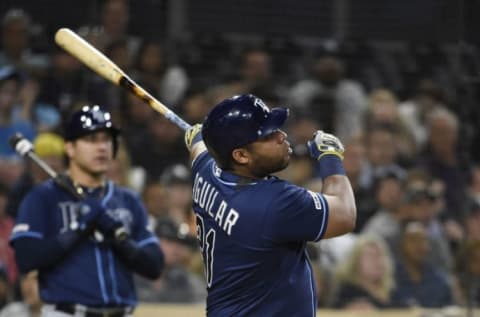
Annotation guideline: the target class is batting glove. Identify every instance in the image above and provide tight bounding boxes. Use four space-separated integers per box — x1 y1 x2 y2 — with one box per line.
307 130 345 161
96 213 129 241
72 198 104 231
184 123 203 151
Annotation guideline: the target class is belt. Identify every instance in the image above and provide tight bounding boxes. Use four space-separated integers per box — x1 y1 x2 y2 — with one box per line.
54 303 130 317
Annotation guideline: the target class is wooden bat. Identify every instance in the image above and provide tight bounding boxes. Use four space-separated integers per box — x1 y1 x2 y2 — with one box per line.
54 28 191 131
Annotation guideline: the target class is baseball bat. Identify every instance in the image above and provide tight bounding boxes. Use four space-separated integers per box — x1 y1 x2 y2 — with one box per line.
54 27 191 131
9 133 128 241
9 133 85 199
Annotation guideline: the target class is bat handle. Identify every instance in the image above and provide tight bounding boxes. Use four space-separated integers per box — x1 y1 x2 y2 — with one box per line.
9 133 58 179
164 111 191 131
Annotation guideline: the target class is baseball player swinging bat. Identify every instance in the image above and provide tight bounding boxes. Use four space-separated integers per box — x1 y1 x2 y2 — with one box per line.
54 28 191 131
9 133 128 241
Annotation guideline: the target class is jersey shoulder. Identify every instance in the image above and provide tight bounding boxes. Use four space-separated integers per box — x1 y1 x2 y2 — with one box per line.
24 179 61 199
109 183 145 211
192 151 213 173
263 177 325 212
112 184 138 198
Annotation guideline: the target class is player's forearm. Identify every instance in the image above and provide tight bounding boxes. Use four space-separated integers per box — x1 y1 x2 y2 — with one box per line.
323 175 356 218
12 230 87 273
322 174 357 236
190 141 207 162
112 239 164 279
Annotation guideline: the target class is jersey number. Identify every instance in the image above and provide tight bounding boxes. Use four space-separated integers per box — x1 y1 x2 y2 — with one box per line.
196 214 216 287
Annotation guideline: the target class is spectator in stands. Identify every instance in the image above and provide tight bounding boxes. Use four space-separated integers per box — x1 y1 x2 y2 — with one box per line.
133 40 189 107
142 180 167 232
207 47 282 106
468 165 480 207
97 0 140 56
453 240 480 306
364 89 416 164
0 66 36 188
392 221 453 308
418 108 469 222
0 270 41 317
341 135 376 232
359 124 406 190
0 185 16 285
128 113 188 180
409 175 452 272
159 164 192 225
362 172 405 236
136 218 206 303
237 48 281 99
36 46 84 116
398 79 446 150
179 89 212 125
288 54 367 141
461 202 480 243
0 9 49 77
120 86 156 154
333 234 395 309
6 132 64 219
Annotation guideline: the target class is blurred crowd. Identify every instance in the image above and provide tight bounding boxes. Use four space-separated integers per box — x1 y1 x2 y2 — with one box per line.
0 0 479 315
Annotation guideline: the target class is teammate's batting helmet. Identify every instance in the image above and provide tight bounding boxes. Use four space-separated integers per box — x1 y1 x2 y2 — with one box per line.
202 94 288 168
64 105 120 154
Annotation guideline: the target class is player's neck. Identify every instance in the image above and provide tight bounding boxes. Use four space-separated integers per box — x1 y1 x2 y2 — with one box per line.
230 166 263 180
68 165 106 189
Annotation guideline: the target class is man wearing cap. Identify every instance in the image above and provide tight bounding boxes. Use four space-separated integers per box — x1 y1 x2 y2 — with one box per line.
184 94 356 316
10 105 164 317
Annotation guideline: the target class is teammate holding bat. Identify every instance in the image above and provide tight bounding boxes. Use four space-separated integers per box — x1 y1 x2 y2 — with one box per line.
10 105 164 317
185 94 356 316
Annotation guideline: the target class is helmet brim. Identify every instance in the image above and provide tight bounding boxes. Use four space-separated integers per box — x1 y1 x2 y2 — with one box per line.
259 107 289 137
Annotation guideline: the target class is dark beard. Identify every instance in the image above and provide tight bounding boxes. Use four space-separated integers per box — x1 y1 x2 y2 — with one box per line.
250 156 289 178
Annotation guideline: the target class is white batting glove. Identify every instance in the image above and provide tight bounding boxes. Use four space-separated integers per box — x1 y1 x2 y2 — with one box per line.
307 130 345 160
185 123 203 151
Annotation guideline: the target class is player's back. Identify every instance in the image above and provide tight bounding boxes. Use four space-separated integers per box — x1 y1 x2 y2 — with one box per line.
192 153 318 317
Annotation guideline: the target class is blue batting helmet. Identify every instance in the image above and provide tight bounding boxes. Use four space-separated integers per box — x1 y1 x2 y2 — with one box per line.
202 94 288 168
64 105 120 140
64 105 120 153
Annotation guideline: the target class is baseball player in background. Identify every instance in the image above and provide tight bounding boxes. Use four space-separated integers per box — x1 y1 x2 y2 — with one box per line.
185 94 357 317
10 105 164 317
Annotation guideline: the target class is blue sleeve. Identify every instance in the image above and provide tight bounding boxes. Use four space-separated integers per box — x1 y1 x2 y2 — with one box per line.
263 183 329 243
111 191 163 279
11 231 87 273
10 185 50 241
127 193 158 247
10 183 88 273
191 151 212 175
112 239 164 279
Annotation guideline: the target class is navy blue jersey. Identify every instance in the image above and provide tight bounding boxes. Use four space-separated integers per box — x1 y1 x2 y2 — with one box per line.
191 152 329 317
10 179 158 307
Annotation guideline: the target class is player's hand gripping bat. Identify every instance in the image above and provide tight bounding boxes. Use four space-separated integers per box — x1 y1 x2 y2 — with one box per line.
9 133 128 241
54 28 191 131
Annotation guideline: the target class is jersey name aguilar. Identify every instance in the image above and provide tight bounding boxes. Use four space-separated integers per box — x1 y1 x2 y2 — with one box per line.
193 173 239 236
